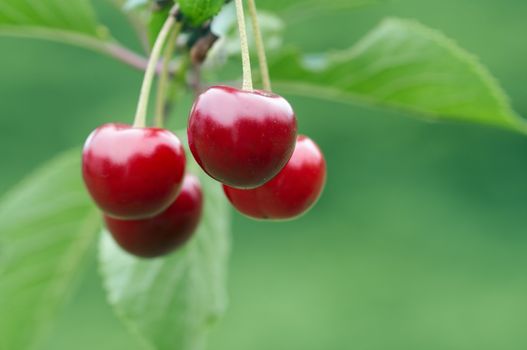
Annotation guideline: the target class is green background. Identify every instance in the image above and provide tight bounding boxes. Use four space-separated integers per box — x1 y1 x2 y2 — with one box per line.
1 0 527 349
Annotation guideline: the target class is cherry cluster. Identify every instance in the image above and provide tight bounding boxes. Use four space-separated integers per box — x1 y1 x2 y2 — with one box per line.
81 86 325 258
81 1 326 259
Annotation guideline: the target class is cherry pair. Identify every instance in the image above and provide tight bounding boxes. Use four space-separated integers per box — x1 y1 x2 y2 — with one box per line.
188 85 326 220
82 124 202 258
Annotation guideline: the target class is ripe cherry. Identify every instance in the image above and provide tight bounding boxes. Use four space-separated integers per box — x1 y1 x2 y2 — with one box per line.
188 85 297 189
104 174 203 258
82 123 186 220
223 135 326 220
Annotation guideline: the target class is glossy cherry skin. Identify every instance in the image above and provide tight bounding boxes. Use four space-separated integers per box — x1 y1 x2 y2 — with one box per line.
82 123 186 220
104 174 203 258
188 85 297 189
223 135 326 220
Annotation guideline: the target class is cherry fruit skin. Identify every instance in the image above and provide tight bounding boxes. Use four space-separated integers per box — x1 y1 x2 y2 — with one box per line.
104 174 203 258
188 85 297 189
223 135 326 220
82 123 186 220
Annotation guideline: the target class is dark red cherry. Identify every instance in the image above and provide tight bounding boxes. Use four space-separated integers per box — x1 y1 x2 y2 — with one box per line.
223 135 326 220
188 85 297 189
104 174 203 258
82 123 186 219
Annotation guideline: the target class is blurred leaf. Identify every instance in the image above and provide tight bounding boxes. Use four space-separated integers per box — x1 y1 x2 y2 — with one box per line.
207 4 284 70
108 0 148 12
179 0 224 26
124 0 150 11
0 150 100 350
270 18 527 133
148 5 170 46
0 0 121 58
0 1 154 69
260 0 381 19
99 157 231 350
0 0 107 38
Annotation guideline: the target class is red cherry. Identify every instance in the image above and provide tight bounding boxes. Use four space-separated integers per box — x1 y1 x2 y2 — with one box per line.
223 135 326 220
104 174 203 258
188 85 297 189
82 123 186 219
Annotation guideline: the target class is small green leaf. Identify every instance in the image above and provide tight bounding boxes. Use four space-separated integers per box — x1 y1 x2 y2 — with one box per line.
179 0 224 26
99 159 231 350
270 18 527 133
0 150 100 350
0 0 106 38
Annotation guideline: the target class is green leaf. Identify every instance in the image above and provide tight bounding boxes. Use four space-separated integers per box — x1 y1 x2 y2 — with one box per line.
179 0 224 26
270 18 527 133
0 0 107 38
0 150 100 350
0 0 118 59
267 0 383 21
0 1 152 70
99 159 231 350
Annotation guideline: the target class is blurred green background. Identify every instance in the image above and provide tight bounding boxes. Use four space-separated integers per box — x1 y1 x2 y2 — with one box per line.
1 0 527 349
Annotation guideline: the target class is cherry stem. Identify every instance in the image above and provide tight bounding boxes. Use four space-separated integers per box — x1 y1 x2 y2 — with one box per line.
155 22 183 128
234 0 253 91
133 5 179 128
247 0 271 91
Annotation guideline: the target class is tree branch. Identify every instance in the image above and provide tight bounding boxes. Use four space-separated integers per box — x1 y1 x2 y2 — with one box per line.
0 27 176 74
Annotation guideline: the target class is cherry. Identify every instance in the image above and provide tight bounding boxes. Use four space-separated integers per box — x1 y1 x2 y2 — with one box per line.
82 123 186 220
223 135 326 220
104 174 203 258
188 85 297 189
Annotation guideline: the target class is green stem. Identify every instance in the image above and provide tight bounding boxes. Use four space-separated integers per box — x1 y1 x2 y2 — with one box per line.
133 5 179 128
154 22 183 128
247 0 271 91
234 0 253 91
